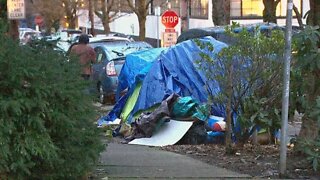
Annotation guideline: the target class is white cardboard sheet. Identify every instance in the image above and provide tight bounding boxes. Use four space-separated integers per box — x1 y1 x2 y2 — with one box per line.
128 120 193 147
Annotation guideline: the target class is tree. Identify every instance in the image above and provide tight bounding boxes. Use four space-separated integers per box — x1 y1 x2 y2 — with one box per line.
94 0 119 34
0 0 6 21
292 26 320 142
0 0 7 33
211 0 230 26
61 0 80 29
0 31 104 179
305 0 320 26
0 0 18 39
32 0 64 33
196 24 285 152
262 0 280 24
293 4 303 28
126 0 152 40
88 0 95 36
291 26 320 171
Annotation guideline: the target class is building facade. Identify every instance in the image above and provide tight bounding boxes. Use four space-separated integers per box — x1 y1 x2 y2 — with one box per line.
77 0 309 41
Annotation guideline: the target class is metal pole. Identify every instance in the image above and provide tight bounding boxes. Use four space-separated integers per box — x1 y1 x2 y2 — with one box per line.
280 0 293 177
155 6 160 48
187 0 190 29
157 15 159 48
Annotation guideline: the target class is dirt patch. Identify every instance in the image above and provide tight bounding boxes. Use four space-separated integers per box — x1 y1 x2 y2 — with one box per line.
161 143 319 179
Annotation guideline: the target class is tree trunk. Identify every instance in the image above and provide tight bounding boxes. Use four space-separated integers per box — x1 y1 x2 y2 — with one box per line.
180 0 189 32
103 20 111 34
69 19 76 29
138 16 146 41
211 0 230 26
312 0 320 26
298 115 319 142
9 20 19 40
225 65 234 154
262 0 279 23
89 0 95 36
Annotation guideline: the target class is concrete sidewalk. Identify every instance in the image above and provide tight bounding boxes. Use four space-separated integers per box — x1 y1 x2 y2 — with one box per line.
96 143 251 179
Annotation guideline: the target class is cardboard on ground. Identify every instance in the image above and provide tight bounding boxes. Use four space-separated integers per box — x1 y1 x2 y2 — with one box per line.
129 120 193 147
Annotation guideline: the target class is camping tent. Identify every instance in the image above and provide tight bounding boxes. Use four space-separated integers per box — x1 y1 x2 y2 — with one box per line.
97 36 228 127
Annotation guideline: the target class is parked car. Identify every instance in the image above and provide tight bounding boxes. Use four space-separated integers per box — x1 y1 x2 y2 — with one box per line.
90 40 153 104
177 23 289 45
66 35 132 54
19 28 41 45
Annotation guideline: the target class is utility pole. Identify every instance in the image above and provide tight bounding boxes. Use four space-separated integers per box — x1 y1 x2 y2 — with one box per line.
280 0 293 177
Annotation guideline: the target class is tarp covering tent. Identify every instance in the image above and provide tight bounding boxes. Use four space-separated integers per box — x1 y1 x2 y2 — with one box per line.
116 48 167 99
98 36 228 126
97 48 165 127
126 36 228 123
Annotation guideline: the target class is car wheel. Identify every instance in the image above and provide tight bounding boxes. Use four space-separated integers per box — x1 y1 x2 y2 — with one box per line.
98 84 106 104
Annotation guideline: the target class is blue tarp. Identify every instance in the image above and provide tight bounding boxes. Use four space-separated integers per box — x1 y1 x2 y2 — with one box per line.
97 48 165 126
98 36 229 126
127 36 228 123
116 48 166 99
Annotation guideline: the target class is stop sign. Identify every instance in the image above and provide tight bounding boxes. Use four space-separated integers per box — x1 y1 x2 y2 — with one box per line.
161 10 179 28
34 15 44 25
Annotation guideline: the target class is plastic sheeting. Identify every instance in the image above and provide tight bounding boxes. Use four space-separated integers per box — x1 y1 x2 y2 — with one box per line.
116 48 166 99
120 83 142 123
127 36 228 123
97 48 165 127
172 97 208 121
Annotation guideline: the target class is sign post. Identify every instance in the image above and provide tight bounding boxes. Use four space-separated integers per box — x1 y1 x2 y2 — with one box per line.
7 0 25 40
280 0 293 177
161 10 179 47
155 6 161 48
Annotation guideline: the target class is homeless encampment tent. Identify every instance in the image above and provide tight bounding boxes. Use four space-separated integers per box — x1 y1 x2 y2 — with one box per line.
97 48 166 126
97 36 229 145
98 36 227 125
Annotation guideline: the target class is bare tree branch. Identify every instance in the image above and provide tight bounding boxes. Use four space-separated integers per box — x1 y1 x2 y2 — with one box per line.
293 3 304 28
107 0 115 13
126 0 138 14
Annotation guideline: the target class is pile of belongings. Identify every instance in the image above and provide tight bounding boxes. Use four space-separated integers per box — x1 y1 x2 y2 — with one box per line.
121 93 208 144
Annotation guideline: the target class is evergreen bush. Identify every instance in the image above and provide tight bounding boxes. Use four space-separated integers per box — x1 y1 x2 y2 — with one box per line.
0 33 104 179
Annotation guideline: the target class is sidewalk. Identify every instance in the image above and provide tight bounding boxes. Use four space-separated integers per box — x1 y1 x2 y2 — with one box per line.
95 143 251 179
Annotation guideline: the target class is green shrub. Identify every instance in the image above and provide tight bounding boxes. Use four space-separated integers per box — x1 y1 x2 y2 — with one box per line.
0 33 104 179
292 26 320 172
196 23 285 144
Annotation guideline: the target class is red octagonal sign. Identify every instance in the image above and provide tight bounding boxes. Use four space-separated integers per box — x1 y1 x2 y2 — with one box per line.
161 10 179 29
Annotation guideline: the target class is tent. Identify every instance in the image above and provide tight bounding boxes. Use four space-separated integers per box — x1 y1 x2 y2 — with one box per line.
97 36 228 127
97 48 165 126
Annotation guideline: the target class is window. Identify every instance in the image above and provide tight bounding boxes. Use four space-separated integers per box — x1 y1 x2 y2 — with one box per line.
230 0 303 18
94 48 106 63
242 0 263 16
276 0 302 16
190 0 208 19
